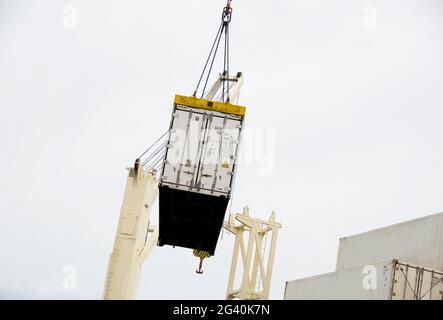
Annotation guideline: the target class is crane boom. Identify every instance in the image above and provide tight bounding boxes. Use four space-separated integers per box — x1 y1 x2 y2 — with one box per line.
103 160 159 299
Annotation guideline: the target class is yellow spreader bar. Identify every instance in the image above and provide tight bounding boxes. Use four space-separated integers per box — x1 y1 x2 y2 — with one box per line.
174 94 246 116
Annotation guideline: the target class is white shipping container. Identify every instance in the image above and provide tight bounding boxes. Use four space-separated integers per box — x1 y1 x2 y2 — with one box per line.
157 95 246 254
161 103 243 197
336 212 443 271
284 260 443 300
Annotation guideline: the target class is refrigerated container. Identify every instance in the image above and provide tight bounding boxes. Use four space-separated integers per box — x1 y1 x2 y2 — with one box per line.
336 212 443 271
158 94 246 255
284 260 443 300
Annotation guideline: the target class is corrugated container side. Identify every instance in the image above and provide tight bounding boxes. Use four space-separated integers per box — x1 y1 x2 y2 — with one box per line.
284 260 443 300
336 212 443 271
285 261 393 300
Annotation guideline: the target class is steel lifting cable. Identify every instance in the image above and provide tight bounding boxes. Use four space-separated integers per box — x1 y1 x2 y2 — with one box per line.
223 4 231 102
201 25 225 99
141 140 168 166
215 80 236 102
193 0 233 101
193 21 224 98
137 130 169 159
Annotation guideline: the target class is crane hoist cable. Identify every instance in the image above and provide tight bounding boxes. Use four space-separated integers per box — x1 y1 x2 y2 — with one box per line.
193 0 233 102
189 1 234 275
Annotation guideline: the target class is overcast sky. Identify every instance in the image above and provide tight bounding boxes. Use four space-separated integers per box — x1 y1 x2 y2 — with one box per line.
0 0 442 299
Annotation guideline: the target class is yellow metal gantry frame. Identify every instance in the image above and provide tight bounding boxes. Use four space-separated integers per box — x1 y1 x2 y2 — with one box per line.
223 207 282 300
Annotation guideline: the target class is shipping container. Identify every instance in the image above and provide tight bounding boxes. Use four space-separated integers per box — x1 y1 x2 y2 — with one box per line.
158 94 246 255
284 260 443 300
336 212 443 271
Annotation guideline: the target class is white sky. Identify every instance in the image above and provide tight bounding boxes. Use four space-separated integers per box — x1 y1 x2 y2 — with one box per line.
0 0 442 299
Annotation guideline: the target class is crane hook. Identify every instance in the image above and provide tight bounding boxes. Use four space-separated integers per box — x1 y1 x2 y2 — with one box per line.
193 249 211 274
196 258 204 274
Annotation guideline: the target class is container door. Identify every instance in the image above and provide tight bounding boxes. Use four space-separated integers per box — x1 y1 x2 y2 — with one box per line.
415 267 443 300
162 107 207 189
390 262 443 300
216 117 241 193
195 114 241 196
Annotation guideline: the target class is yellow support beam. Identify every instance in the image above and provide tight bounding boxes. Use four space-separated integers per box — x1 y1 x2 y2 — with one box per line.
174 94 246 116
